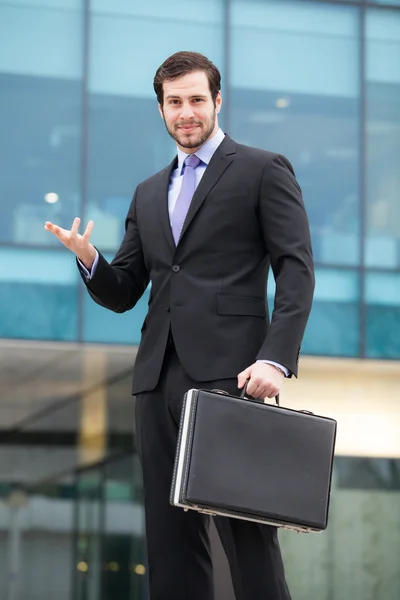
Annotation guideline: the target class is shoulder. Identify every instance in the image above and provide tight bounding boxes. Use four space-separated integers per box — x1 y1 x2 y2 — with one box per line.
137 164 172 191
234 140 295 175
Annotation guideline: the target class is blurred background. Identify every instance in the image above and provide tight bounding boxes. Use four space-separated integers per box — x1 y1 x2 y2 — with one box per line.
0 0 399 599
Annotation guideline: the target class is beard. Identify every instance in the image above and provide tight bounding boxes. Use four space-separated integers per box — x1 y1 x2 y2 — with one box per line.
163 110 217 149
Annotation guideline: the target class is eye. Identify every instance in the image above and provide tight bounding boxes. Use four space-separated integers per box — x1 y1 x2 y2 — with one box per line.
193 98 204 103
169 99 180 105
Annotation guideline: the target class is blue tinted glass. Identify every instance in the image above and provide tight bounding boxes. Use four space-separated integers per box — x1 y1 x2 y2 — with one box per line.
365 272 400 358
0 248 78 340
365 10 400 269
86 1 224 252
0 282 78 341
230 1 361 267
269 268 360 356
302 269 360 356
83 281 150 344
0 2 83 246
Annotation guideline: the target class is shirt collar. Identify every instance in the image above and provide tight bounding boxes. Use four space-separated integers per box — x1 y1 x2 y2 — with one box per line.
177 128 225 174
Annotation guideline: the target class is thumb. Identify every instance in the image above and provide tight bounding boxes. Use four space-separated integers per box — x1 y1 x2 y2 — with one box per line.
237 366 252 389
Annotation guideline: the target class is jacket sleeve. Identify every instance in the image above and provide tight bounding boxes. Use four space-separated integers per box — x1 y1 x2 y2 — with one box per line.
78 186 150 313
256 154 315 376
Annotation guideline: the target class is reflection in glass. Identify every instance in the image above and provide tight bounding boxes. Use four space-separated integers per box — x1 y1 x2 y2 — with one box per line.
0 248 78 341
365 10 400 268
101 455 146 600
230 0 361 266
371 0 400 5
0 480 74 600
365 272 400 358
280 459 400 599
0 3 83 245
75 471 102 600
302 269 360 356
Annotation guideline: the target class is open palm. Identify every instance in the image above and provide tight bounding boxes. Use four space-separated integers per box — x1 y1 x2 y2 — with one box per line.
44 217 96 268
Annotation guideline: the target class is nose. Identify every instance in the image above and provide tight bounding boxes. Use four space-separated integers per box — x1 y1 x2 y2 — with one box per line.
179 103 195 120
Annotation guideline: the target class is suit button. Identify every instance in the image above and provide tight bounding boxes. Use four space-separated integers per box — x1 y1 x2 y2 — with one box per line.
166 307 170 312
172 265 180 273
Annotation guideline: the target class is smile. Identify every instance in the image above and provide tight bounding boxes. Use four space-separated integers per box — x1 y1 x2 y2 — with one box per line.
178 125 200 132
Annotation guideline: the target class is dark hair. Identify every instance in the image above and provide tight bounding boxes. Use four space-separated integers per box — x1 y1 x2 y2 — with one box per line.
153 51 221 106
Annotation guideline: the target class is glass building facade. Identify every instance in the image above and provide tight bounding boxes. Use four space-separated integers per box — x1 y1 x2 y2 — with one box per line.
0 1 399 599
1 0 399 357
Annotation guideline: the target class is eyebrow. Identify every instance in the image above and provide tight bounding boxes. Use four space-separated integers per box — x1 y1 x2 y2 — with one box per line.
165 94 208 100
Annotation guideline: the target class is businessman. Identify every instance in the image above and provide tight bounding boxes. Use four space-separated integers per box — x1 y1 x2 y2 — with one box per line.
45 51 315 600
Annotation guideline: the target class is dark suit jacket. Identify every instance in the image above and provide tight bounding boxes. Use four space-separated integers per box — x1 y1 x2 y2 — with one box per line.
80 135 315 394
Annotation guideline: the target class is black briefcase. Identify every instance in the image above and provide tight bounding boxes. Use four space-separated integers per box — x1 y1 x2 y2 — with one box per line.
170 384 337 533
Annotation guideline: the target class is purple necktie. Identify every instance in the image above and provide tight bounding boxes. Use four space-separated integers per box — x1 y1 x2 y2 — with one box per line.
171 154 201 244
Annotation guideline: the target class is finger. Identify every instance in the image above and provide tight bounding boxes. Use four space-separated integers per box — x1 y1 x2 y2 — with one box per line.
237 377 248 390
71 217 81 237
251 387 266 399
237 367 251 389
260 382 279 398
44 221 58 232
82 220 94 241
251 382 275 400
44 222 65 241
246 378 261 397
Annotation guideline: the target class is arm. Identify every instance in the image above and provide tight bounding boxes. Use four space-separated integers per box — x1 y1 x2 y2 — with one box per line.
81 187 149 313
256 154 315 375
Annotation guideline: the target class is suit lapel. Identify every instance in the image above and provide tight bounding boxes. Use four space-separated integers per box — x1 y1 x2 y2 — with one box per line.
156 156 178 252
178 135 237 244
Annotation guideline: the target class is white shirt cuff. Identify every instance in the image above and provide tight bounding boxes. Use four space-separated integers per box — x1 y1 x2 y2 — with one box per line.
257 360 290 377
77 250 99 281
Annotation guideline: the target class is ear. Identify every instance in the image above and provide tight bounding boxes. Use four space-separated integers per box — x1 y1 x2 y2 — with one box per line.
158 104 164 119
215 91 222 114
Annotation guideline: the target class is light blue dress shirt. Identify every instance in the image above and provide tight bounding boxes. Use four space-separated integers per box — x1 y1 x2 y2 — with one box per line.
79 128 289 376
168 128 225 216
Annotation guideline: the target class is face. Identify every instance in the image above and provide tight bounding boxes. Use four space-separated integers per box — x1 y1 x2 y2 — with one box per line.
158 71 222 153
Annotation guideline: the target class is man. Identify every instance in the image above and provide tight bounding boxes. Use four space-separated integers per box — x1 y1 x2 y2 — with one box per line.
45 51 314 600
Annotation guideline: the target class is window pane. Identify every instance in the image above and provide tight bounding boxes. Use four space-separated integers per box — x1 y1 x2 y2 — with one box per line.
365 10 400 268
102 455 146 599
302 269 360 357
0 248 78 340
365 272 400 358
86 1 224 252
230 1 361 266
0 2 83 246
371 1 400 5
83 288 150 345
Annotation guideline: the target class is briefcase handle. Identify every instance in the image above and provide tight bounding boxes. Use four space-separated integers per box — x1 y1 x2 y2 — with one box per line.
240 379 280 406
